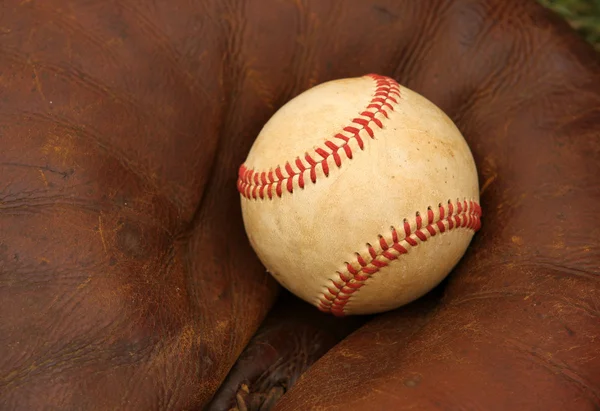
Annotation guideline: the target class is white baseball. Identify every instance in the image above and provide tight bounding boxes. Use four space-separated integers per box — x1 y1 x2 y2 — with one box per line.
237 74 481 316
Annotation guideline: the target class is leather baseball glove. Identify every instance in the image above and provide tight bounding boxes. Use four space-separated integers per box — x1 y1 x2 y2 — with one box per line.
1 1 598 410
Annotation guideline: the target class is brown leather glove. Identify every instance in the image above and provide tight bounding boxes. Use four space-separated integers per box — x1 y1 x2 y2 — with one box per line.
271 1 600 410
206 291 367 411
1 1 598 411
208 1 600 410
0 1 282 409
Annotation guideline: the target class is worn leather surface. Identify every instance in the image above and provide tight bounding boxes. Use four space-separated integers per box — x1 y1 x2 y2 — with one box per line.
1 0 599 410
0 1 284 409
239 74 481 316
205 291 367 411
271 1 600 410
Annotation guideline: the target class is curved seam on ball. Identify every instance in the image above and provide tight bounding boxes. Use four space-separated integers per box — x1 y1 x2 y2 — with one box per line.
317 199 483 316
236 74 401 200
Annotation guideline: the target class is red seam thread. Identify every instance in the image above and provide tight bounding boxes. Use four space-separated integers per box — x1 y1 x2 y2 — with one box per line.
236 74 401 200
317 200 482 317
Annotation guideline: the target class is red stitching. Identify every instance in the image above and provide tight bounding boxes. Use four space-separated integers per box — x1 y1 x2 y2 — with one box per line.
237 74 400 199
317 200 482 316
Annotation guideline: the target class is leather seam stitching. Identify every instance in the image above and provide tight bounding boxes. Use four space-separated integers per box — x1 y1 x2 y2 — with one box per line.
317 199 482 316
237 74 400 200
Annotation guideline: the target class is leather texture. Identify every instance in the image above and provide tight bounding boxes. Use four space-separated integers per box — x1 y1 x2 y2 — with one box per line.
270 1 600 410
1 0 598 410
205 292 367 411
0 1 282 409
239 75 481 315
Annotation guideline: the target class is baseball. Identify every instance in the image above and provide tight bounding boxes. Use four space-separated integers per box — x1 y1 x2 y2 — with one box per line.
237 74 481 316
